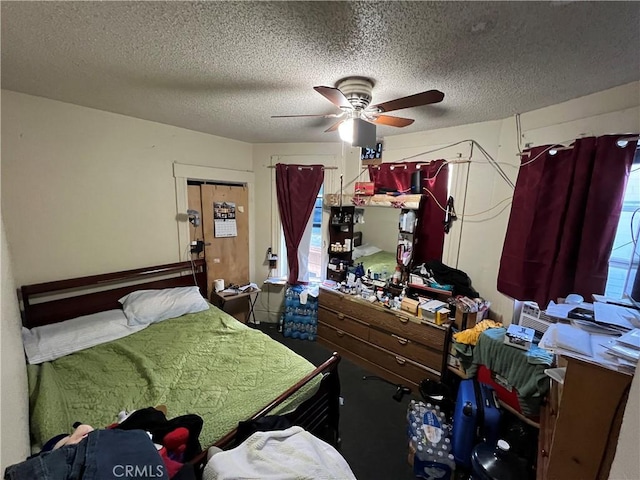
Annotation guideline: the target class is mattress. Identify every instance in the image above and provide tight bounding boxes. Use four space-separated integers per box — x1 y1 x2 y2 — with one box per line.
27 306 320 450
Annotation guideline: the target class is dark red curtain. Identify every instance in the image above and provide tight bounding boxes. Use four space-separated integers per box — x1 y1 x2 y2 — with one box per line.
414 160 449 264
497 135 638 306
368 160 449 262
368 162 415 193
276 164 324 285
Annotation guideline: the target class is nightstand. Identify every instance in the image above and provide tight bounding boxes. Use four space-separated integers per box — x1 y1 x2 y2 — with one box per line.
211 287 261 324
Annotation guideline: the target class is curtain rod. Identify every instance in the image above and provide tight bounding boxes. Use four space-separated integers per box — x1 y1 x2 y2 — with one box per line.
517 135 640 157
362 159 470 169
266 165 338 170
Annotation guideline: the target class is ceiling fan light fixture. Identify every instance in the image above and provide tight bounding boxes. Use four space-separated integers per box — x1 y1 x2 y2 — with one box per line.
338 118 354 143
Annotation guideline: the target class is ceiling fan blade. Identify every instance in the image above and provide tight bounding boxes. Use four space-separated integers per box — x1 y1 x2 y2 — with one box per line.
371 89 445 113
324 120 344 133
271 113 341 118
370 115 415 128
314 86 353 109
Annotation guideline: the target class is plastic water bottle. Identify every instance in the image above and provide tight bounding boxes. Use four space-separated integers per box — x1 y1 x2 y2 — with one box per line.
447 453 456 472
426 448 436 462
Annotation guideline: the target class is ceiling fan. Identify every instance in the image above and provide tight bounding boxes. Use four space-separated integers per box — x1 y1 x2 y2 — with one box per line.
271 77 445 141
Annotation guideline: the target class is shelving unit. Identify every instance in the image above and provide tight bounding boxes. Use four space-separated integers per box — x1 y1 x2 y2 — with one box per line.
397 208 418 282
326 206 355 282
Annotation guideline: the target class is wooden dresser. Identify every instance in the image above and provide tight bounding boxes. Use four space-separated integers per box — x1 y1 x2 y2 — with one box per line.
318 287 449 388
537 356 632 480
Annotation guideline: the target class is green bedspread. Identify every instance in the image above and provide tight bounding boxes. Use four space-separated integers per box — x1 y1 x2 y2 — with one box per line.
358 250 397 278
28 306 320 450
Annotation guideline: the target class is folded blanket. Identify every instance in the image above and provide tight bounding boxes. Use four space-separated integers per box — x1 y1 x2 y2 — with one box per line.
203 426 356 480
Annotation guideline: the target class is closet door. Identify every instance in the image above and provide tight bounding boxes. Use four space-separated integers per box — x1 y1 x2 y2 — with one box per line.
200 184 250 297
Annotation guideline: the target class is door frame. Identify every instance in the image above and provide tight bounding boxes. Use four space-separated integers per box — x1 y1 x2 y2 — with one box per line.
173 162 256 282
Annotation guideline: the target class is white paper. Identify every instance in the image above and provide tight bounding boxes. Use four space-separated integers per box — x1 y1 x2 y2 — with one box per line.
540 324 628 371
214 202 238 238
594 302 640 330
617 329 640 349
545 301 592 320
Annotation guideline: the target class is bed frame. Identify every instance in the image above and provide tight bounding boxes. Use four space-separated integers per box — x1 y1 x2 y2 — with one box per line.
19 260 342 459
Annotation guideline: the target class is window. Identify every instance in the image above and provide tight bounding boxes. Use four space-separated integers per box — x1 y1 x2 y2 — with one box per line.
278 185 324 282
604 151 640 298
308 186 324 280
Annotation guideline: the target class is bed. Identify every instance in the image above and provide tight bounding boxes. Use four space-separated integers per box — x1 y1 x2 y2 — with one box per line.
351 231 399 279
19 259 341 463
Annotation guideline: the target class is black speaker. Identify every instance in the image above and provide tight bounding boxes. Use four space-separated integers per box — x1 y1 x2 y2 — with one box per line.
411 170 422 194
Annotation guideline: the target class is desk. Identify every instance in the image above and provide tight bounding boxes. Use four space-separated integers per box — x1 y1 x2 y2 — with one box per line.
537 356 632 480
211 288 261 324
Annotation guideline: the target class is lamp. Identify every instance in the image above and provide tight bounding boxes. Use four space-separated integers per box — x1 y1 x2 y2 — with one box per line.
339 117 377 148
338 118 354 144
187 209 201 227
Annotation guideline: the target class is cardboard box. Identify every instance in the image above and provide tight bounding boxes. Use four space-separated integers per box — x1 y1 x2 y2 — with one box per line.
354 182 374 196
401 298 420 316
455 309 477 330
435 308 450 326
419 299 447 322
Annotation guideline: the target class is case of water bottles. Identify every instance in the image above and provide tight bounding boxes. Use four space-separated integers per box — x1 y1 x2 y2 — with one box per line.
282 285 318 340
407 400 456 480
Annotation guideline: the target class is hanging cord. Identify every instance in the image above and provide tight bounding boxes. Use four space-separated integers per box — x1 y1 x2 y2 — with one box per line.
471 141 515 189
515 113 523 154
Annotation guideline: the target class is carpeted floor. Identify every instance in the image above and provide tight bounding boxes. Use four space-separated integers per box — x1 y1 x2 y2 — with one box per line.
255 323 418 480
253 323 539 480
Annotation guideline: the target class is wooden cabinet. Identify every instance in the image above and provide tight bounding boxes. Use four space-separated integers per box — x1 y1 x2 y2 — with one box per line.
326 206 355 282
537 357 632 480
318 287 449 389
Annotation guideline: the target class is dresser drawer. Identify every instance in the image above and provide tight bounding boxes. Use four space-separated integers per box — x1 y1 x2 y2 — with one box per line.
318 307 369 340
319 289 447 351
319 289 373 321
318 322 439 385
368 328 443 373
367 308 446 351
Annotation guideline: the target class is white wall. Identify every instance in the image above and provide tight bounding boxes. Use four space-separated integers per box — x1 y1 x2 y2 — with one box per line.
0 218 30 470
1 90 253 286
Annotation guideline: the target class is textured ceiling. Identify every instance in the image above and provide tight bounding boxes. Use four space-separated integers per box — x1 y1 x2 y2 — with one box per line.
2 1 639 144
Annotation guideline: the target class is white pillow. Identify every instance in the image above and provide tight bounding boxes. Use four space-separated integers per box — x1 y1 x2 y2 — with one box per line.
352 244 382 260
22 309 145 365
119 286 209 326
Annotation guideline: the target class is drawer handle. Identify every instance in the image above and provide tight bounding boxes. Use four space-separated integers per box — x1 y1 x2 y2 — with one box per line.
336 329 345 337
541 449 548 458
395 315 409 324
395 356 407 365
337 313 345 320
392 334 409 345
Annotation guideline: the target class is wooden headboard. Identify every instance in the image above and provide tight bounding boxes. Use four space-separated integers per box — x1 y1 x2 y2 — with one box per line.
20 259 207 328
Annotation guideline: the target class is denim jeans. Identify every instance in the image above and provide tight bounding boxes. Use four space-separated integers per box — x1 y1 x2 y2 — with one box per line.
5 429 168 480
